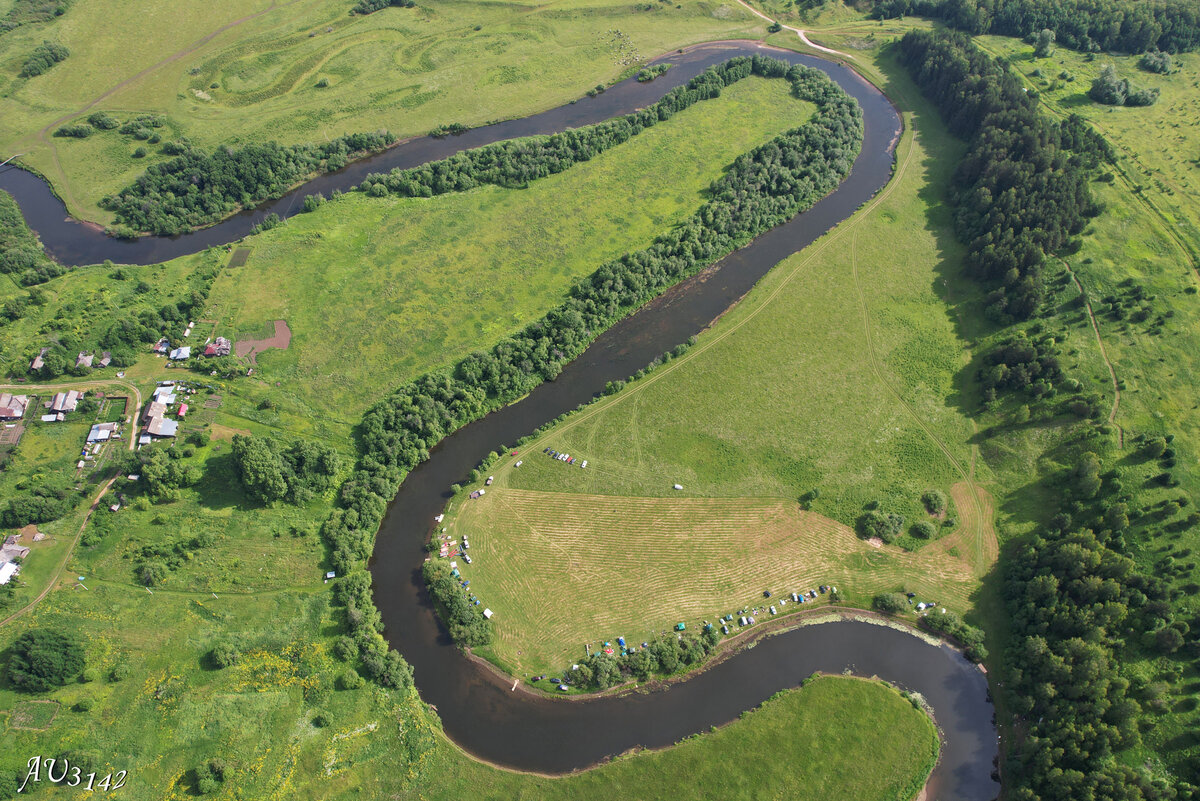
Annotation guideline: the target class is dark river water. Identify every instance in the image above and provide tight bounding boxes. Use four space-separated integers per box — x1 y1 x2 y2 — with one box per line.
3 41 998 799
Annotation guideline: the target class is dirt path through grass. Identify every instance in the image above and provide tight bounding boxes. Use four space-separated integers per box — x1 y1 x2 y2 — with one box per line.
1062 259 1124 447
732 0 854 59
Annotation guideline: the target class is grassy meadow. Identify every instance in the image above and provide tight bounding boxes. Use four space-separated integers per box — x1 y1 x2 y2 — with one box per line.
438 45 1009 674
0 0 766 221
199 76 814 424
453 488 975 672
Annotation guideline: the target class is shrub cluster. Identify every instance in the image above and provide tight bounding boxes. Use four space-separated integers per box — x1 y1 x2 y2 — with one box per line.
422 560 493 647
0 190 65 288
898 30 1106 323
331 571 413 689
6 630 85 692
19 41 68 78
351 0 413 13
1 0 75 33
564 626 722 690
1090 64 1160 107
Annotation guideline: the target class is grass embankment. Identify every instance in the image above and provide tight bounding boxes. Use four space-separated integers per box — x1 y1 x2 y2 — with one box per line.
199 76 814 425
442 45 1000 673
0 0 764 221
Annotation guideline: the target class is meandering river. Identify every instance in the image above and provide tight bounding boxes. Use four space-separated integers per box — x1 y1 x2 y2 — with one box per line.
1 42 998 799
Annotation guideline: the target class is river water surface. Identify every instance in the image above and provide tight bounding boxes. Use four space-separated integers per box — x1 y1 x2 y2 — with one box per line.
3 42 998 798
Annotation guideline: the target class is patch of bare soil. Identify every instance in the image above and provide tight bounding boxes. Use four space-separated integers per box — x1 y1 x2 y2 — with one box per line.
235 320 292 364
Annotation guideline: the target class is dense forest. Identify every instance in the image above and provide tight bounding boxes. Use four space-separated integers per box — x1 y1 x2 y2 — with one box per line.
898 29 1107 323
874 0 1200 54
101 132 393 235
320 56 862 682
900 30 1199 799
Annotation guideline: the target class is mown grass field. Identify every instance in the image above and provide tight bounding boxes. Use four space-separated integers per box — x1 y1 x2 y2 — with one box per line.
200 76 814 422
452 487 975 671
438 45 1002 674
0 0 765 221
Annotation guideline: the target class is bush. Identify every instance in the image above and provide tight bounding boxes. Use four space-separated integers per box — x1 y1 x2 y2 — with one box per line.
1139 50 1173 74
209 641 240 668
856 509 904 543
873 592 907 613
19 41 69 78
87 112 120 130
338 668 363 690
7 629 85 692
312 711 331 727
194 759 226 795
74 697 94 712
54 123 92 138
108 662 132 682
920 489 947 515
911 520 937 539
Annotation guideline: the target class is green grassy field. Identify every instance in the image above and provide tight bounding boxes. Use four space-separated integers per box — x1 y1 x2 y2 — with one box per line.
452 487 976 672
0 566 937 801
439 47 1003 673
0 0 766 221
199 76 814 424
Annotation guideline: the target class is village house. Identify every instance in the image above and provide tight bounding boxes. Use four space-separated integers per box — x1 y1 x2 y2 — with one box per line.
30 347 47 371
87 422 120 443
169 346 191 361
76 352 94 369
99 351 112 368
153 338 170 354
50 390 83 413
143 401 167 423
0 393 29 420
146 415 178 438
204 337 232 357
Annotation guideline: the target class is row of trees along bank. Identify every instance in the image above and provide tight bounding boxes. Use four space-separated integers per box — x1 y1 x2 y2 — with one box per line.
321 55 864 676
899 29 1200 800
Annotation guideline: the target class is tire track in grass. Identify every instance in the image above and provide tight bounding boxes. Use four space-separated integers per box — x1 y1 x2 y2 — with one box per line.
1061 258 1124 447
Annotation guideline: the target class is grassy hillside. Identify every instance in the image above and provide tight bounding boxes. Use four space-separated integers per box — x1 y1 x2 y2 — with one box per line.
0 0 765 221
200 76 814 424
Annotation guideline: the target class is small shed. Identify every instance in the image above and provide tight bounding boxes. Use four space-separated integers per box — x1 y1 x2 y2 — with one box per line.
483 608 494 619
